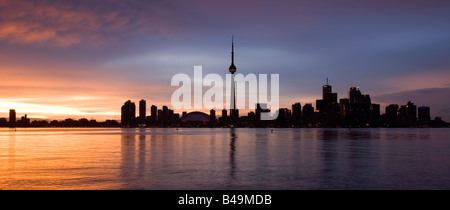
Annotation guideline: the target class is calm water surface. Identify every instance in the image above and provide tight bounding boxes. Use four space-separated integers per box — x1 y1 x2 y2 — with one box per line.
0 128 449 190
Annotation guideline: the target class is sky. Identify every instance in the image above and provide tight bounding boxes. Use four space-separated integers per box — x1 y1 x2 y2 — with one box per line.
0 0 449 121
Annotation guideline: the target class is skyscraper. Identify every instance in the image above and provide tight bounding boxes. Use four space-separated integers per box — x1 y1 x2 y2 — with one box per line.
163 105 169 126
121 100 136 127
151 105 157 125
385 104 399 127
318 80 338 126
322 78 334 102
370 103 381 127
302 103 314 126
255 103 270 127
292 102 302 127
210 109 216 126
348 87 371 127
9 109 16 127
139 99 146 125
221 109 228 126
406 101 417 126
139 99 146 119
276 108 291 127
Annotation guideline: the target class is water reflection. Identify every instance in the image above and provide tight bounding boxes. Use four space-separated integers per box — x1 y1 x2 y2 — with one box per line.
120 129 136 182
138 129 146 179
8 130 16 171
229 128 236 180
254 129 269 186
112 128 441 190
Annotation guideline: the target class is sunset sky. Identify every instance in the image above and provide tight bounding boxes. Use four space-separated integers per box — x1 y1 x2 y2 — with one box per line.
0 0 449 121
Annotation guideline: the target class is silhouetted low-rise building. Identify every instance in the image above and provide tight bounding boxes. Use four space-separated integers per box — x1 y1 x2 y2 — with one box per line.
16 114 30 127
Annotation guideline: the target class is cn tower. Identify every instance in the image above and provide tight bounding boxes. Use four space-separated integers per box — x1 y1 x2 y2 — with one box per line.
229 36 237 124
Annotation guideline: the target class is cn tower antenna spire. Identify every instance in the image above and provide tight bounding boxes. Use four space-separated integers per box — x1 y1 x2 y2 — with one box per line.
232 35 234 65
229 35 237 73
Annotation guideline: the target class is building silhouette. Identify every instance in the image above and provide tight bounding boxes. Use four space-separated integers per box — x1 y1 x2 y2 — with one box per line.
210 109 216 126
370 104 381 127
418 106 431 123
151 105 157 126
139 99 146 125
228 36 238 126
121 100 136 127
255 103 270 127
347 87 372 127
302 103 314 126
385 104 399 127
292 102 302 127
397 101 417 127
16 114 30 127
316 79 339 127
221 109 228 126
276 108 291 127
0 118 6 127
9 109 16 127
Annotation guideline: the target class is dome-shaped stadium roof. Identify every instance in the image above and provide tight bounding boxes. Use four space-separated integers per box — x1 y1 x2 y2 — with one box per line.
179 111 210 122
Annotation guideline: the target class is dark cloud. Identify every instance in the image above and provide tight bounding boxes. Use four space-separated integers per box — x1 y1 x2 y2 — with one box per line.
0 0 189 46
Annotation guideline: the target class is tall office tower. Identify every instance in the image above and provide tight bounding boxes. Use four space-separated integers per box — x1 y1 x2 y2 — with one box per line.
210 109 216 125
221 109 228 125
302 103 314 125
151 105 157 125
348 87 371 127
405 101 417 126
276 108 291 127
318 79 338 127
292 102 302 126
385 104 399 127
162 106 169 126
139 99 146 122
9 109 16 127
370 103 381 127
255 103 270 127
322 78 337 104
121 100 136 127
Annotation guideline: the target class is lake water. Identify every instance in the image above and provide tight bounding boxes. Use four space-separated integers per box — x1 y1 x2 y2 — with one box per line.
0 128 449 190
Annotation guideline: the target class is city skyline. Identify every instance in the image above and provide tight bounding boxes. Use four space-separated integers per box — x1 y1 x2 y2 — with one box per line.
1 0 450 121
2 81 447 128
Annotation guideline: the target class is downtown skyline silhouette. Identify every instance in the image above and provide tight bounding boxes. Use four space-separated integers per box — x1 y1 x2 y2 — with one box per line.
1 1 450 123
1 82 447 128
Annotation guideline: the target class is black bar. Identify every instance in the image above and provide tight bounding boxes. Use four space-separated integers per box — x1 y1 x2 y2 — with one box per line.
0 190 443 209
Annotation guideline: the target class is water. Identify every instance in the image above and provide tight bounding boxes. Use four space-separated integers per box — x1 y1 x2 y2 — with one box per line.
0 128 449 190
